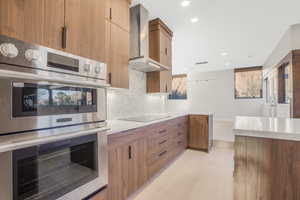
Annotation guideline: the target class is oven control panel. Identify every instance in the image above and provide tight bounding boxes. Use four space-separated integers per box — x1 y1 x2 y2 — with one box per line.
0 35 107 81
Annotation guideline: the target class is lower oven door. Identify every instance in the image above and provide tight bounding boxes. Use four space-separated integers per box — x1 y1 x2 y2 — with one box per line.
10 133 107 200
0 77 107 135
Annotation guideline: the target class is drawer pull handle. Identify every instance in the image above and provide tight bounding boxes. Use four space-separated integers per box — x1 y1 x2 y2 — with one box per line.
178 141 182 145
178 132 182 136
159 140 167 145
159 129 167 134
128 145 132 159
159 151 167 157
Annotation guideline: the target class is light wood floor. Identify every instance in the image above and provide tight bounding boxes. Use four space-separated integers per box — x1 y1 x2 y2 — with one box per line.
131 146 234 200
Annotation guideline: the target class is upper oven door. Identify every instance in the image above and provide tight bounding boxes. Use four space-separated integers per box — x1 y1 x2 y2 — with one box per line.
0 77 107 135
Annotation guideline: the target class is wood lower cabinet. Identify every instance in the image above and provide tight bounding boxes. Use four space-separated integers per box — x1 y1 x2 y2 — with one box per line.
188 115 213 152
90 188 107 200
107 116 188 200
108 137 147 200
234 136 300 200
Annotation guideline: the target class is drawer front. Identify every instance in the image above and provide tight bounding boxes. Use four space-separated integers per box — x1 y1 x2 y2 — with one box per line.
148 146 170 164
148 134 173 155
148 149 170 177
150 123 170 139
173 134 187 149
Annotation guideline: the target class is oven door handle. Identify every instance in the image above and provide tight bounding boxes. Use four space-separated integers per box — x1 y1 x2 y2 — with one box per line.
38 139 72 155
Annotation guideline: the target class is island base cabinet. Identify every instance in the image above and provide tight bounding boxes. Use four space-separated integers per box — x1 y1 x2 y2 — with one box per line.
234 136 300 200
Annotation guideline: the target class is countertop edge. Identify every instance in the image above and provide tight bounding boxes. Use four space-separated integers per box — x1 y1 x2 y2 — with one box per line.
106 113 213 135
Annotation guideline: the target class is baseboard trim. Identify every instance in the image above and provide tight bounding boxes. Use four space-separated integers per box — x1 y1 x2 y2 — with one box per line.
213 140 234 149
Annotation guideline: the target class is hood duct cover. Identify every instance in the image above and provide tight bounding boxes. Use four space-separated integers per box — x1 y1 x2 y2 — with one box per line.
129 4 170 72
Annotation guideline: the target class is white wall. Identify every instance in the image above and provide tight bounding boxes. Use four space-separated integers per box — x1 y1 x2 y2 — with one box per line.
168 69 264 121
167 69 265 142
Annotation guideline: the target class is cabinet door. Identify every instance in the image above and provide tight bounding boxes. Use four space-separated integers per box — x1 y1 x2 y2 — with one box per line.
159 30 168 67
43 0 65 50
166 35 172 68
108 138 148 200
65 0 106 62
108 144 129 200
0 0 44 44
109 23 129 88
127 138 148 194
188 115 209 151
110 0 130 31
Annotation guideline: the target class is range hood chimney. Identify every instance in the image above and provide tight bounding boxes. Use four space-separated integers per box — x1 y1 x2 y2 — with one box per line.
129 4 170 72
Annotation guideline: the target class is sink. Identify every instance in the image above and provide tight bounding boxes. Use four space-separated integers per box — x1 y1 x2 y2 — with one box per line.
120 114 171 122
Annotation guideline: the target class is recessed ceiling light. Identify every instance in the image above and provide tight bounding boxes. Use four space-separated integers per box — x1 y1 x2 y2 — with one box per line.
195 61 208 65
191 17 199 23
181 0 191 7
221 52 228 56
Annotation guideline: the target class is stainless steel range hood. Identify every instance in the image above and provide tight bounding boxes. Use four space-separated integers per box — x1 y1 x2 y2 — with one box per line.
129 4 170 72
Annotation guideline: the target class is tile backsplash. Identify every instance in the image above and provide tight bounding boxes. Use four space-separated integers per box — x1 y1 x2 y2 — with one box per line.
107 69 167 120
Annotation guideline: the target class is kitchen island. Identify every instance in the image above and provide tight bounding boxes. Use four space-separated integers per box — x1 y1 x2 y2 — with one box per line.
233 116 300 200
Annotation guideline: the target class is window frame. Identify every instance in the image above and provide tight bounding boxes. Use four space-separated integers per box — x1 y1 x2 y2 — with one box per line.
234 66 263 99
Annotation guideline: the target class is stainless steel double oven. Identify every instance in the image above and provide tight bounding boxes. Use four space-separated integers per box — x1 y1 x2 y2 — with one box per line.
0 35 108 200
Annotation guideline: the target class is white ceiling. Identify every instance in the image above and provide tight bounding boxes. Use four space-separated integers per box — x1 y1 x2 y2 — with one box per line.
132 0 300 74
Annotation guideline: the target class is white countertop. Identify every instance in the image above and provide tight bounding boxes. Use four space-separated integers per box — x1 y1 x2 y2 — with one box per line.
107 112 213 135
234 116 300 141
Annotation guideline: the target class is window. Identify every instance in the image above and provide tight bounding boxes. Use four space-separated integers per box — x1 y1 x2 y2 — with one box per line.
278 64 291 104
169 74 187 100
234 67 263 99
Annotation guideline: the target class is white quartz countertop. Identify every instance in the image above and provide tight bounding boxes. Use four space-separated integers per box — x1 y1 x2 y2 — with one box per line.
234 116 300 141
107 112 213 135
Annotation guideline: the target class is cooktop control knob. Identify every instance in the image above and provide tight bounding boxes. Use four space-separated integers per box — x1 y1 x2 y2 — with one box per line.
25 49 41 62
95 65 102 74
0 43 18 58
84 64 91 72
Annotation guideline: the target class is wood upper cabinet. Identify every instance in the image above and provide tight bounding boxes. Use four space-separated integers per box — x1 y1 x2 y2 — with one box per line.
0 0 64 49
105 0 130 88
43 0 65 50
107 23 129 88
147 18 173 93
109 0 130 32
108 137 148 200
188 115 213 152
65 0 106 62
149 18 173 68
0 0 106 62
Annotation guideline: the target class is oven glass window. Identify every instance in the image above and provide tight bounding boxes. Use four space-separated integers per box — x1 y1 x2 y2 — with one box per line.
52 89 81 106
13 135 98 200
12 83 97 117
